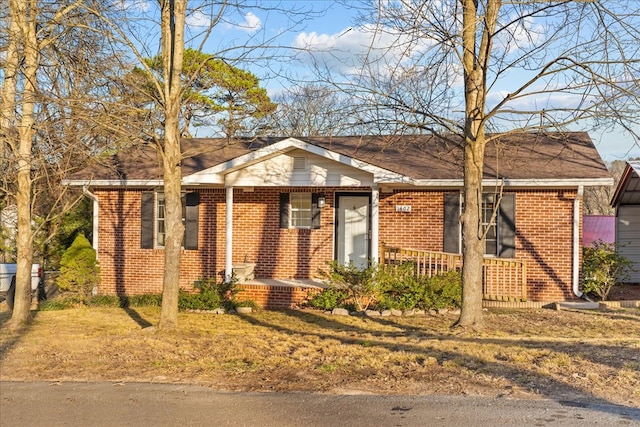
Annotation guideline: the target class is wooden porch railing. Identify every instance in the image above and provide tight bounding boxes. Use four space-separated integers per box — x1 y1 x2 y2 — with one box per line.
379 245 528 301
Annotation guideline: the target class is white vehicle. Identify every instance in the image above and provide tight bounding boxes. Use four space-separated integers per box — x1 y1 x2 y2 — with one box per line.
0 263 42 309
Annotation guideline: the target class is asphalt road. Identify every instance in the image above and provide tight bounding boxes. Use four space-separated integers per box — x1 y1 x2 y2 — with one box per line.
1 382 639 426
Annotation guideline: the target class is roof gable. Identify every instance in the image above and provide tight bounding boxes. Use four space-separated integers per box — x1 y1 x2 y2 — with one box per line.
611 160 640 206
182 138 406 186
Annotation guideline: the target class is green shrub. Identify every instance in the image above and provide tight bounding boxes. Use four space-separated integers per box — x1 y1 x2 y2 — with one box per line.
582 240 633 301
421 270 462 310
308 288 349 310
373 264 461 311
179 275 238 311
87 294 122 307
375 263 422 310
56 234 99 304
125 294 162 307
319 261 377 311
315 262 461 312
39 297 76 311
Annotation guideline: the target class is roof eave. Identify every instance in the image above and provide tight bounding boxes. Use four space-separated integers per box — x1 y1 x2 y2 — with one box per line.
63 179 165 188
406 178 614 188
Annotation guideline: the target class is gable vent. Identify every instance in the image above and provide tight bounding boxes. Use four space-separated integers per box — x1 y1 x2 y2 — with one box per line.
293 156 307 171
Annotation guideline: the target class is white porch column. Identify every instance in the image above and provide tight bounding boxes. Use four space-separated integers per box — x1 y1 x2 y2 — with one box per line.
371 185 379 263
225 186 233 281
82 186 99 259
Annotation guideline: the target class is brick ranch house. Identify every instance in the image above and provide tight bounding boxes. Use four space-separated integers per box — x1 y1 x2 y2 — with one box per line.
66 132 612 308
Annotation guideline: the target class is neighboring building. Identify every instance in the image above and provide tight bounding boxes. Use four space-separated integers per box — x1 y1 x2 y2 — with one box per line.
66 132 612 306
611 160 640 284
582 215 616 246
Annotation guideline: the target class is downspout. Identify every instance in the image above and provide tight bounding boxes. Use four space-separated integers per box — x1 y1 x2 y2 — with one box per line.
370 185 379 264
573 185 586 299
225 186 233 281
82 185 99 296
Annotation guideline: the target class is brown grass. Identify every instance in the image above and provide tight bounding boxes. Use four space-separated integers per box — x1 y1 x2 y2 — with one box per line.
1 304 639 408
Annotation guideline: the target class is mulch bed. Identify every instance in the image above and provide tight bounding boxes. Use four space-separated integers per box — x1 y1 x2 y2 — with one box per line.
608 284 640 301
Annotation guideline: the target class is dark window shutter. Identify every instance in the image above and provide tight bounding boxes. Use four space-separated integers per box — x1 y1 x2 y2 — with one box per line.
140 192 154 249
279 193 290 229
498 193 516 258
184 192 199 250
311 193 321 229
443 193 461 253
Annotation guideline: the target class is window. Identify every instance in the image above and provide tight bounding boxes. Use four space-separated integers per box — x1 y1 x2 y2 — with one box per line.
279 193 322 230
482 194 498 256
443 192 515 258
155 192 187 247
290 193 312 228
141 191 199 250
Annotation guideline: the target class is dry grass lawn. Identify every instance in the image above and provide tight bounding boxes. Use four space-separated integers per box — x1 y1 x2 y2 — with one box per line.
1 304 639 409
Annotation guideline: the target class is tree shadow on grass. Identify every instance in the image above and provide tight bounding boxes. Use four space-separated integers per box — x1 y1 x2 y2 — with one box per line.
0 309 39 363
235 309 640 421
122 307 153 329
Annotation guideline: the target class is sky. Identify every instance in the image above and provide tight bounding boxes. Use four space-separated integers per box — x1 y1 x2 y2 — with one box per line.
157 1 640 162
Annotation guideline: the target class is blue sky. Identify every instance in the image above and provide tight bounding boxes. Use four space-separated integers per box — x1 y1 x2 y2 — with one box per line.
180 1 640 162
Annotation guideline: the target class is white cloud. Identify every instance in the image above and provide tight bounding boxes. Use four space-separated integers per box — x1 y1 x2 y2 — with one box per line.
186 10 211 28
495 15 546 55
292 24 432 76
227 12 262 34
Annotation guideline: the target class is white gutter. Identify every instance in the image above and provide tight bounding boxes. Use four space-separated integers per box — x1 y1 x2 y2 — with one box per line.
82 185 99 259
66 179 164 187
573 185 584 298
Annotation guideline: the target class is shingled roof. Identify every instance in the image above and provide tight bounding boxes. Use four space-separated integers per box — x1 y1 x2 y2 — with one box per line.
68 132 611 185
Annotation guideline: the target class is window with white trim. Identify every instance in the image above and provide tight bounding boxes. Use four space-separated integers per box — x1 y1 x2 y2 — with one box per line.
279 192 322 230
482 194 498 256
155 192 187 247
443 192 516 258
290 193 312 229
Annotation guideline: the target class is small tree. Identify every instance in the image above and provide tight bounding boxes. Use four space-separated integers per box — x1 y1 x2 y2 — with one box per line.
582 240 633 301
57 234 99 303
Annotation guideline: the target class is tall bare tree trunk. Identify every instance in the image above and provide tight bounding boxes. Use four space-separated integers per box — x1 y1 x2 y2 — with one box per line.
9 0 38 328
157 0 187 331
456 0 500 327
0 0 21 175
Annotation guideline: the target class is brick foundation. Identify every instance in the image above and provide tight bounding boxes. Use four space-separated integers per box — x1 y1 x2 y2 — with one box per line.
236 283 321 310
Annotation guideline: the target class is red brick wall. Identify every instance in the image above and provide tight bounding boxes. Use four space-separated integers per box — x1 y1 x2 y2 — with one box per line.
95 189 210 295
93 187 580 302
231 187 338 279
378 190 444 251
94 187 351 296
516 190 579 301
377 189 580 301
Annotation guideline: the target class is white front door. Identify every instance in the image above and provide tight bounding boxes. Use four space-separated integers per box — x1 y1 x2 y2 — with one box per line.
336 195 370 269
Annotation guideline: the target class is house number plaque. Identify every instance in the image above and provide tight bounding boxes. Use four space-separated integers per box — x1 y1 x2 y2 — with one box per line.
395 205 412 212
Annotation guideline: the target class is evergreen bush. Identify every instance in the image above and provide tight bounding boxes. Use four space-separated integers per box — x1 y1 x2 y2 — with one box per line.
56 234 99 304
